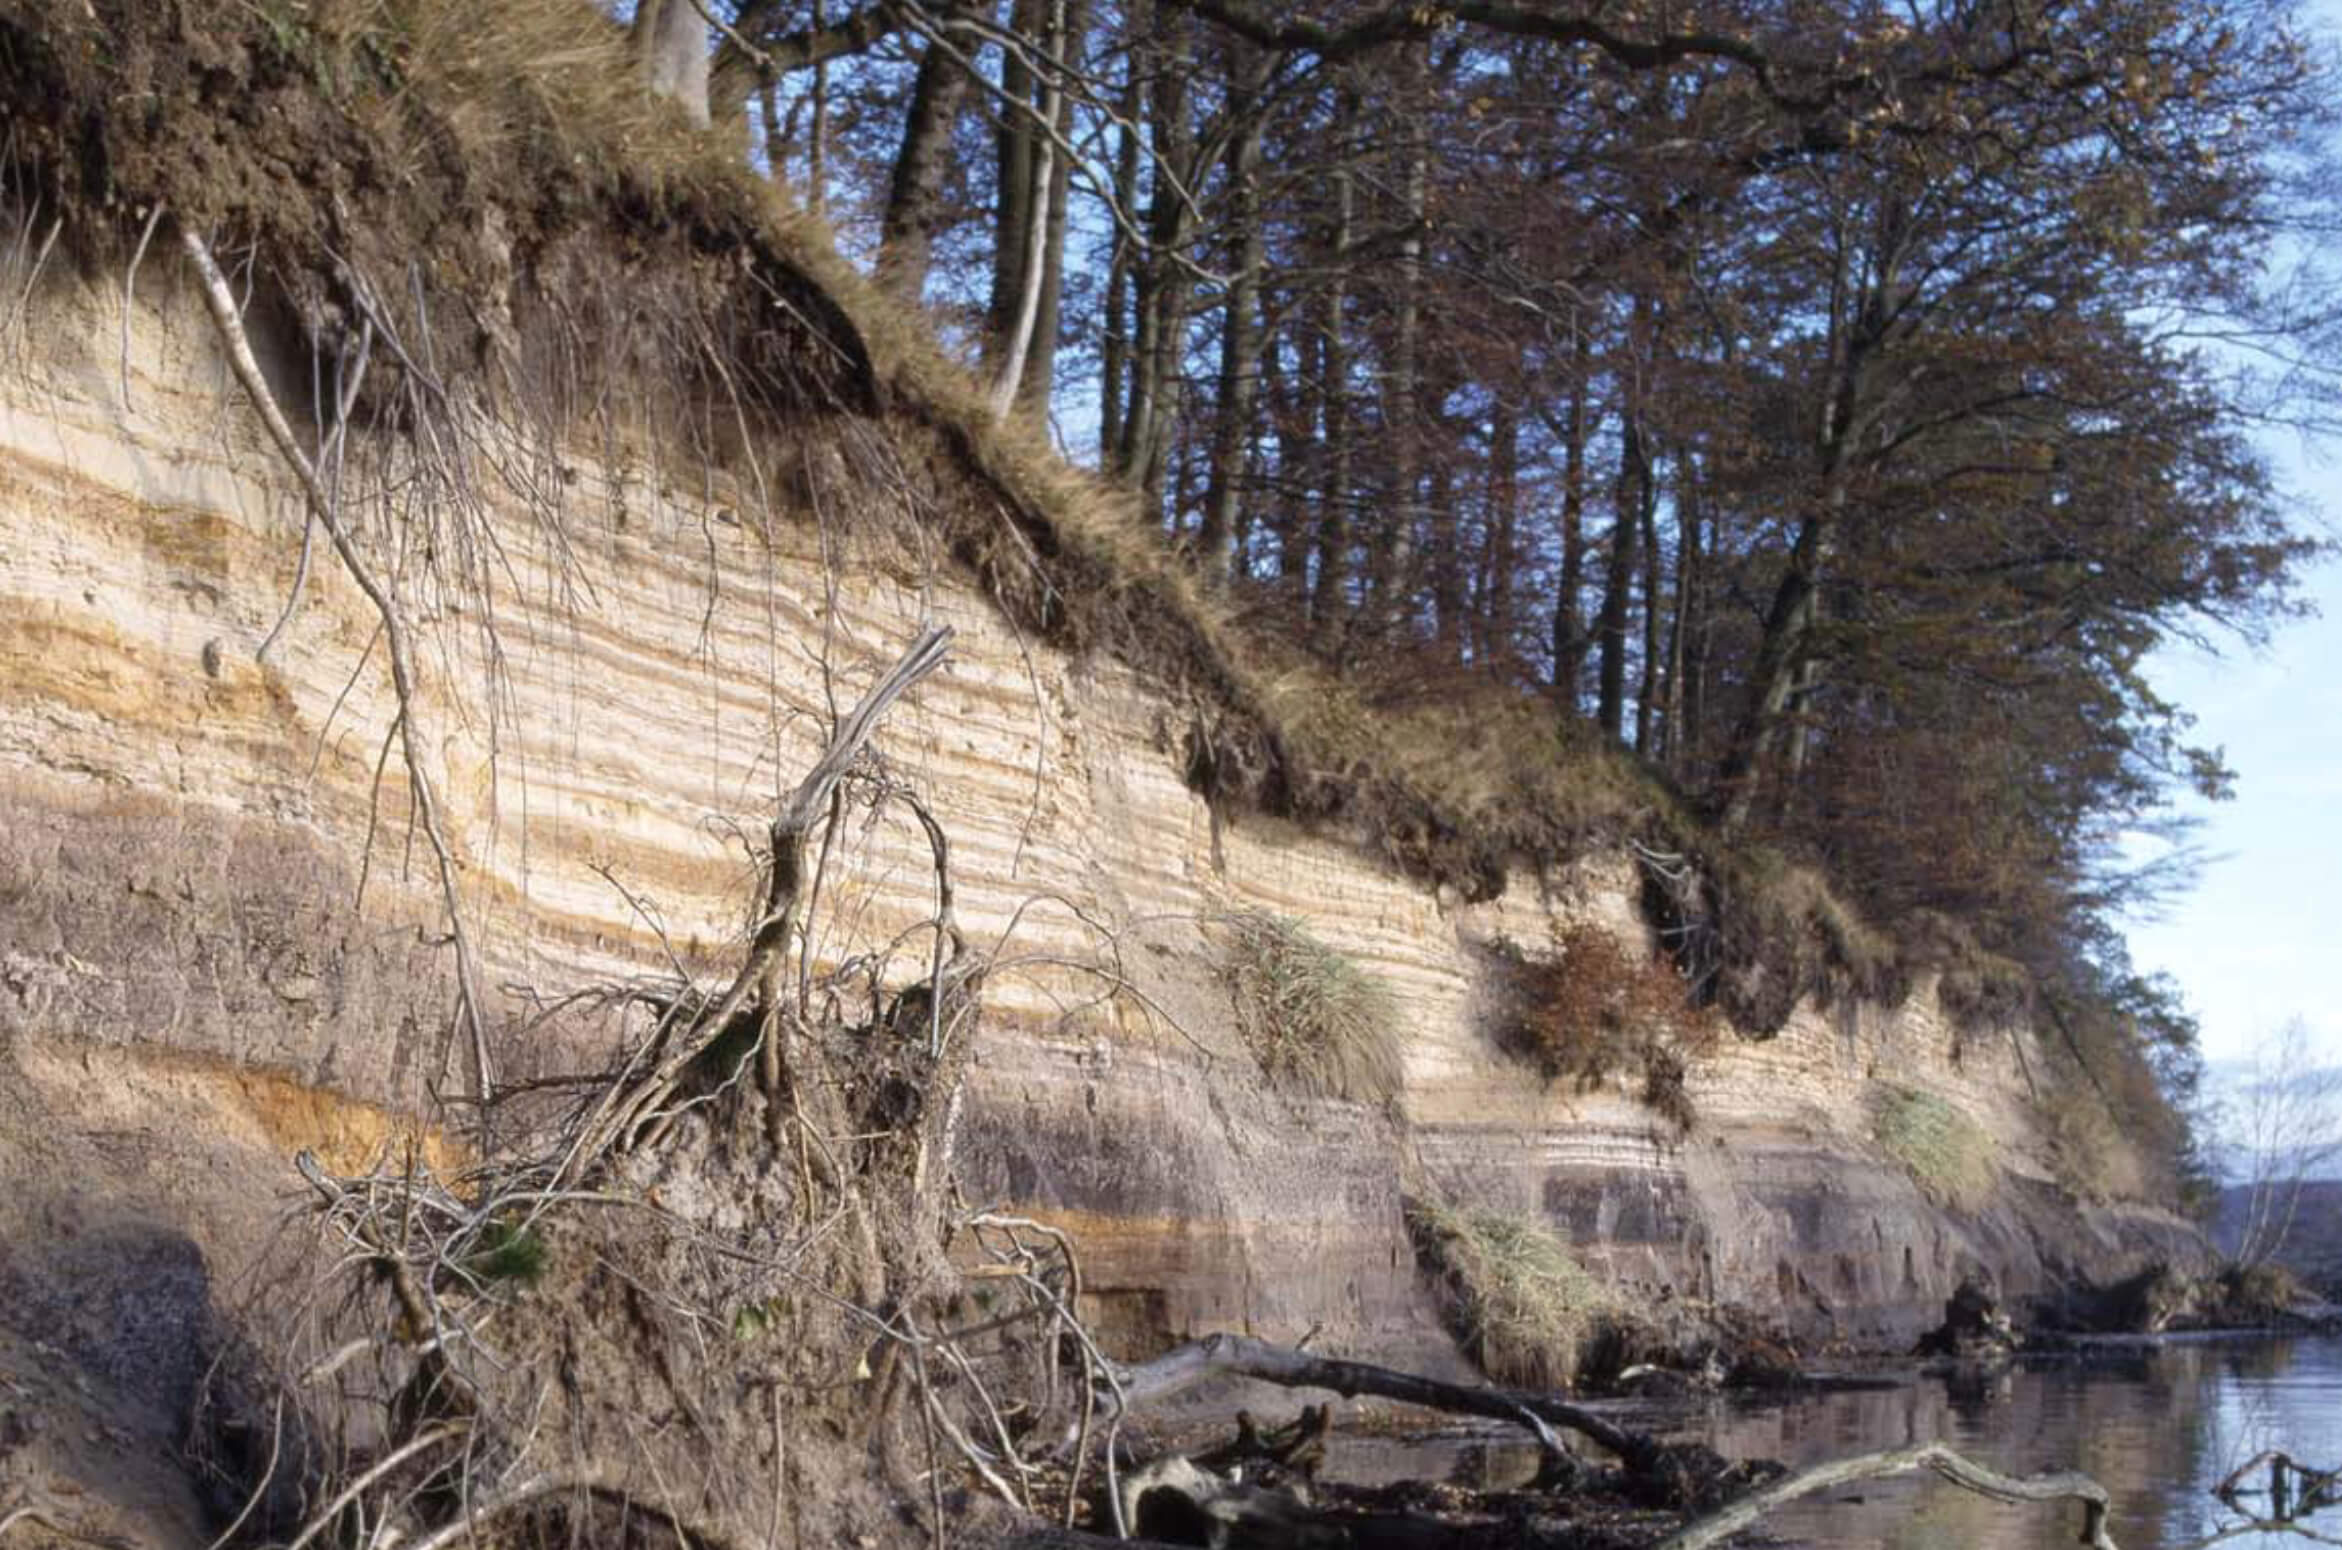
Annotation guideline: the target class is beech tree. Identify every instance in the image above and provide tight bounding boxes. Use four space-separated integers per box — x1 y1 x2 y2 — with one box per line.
622 0 2335 1182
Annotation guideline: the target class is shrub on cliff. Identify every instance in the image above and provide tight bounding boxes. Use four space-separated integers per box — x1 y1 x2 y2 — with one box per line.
1407 1199 1615 1390
1477 927 1716 1131
1219 910 1403 1106
1872 1085 1998 1213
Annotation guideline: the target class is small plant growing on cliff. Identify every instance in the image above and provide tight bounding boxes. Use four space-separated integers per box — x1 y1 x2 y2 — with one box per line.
1478 927 1715 1130
1872 1085 1998 1213
1406 1199 1613 1390
1219 909 1403 1105
451 1216 549 1287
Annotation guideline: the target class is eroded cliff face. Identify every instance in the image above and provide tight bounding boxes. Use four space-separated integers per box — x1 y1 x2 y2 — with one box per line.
0 262 2196 1420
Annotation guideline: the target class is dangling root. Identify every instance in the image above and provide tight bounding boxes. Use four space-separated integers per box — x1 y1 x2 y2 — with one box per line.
179 224 494 1120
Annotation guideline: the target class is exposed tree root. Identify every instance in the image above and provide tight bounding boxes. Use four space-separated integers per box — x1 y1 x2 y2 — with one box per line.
193 621 1177 1550
557 622 958 1180
179 224 494 1119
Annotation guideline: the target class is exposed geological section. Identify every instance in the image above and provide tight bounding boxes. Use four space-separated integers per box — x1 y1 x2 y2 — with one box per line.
0 255 2196 1416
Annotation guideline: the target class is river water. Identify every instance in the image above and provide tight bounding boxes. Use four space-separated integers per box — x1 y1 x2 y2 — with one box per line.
1323 1336 2342 1548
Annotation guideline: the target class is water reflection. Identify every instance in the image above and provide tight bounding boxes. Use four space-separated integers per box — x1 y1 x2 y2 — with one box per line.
1317 1339 2342 1548
1685 1338 2342 1549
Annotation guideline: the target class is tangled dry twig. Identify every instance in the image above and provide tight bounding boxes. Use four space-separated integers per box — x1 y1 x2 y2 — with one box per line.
189 620 1159 1550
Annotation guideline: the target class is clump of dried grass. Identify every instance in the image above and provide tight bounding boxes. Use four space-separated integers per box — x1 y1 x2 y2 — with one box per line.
1219 910 1403 1106
1407 1199 1614 1390
1479 926 1717 1131
1872 1085 1999 1213
1253 664 1666 889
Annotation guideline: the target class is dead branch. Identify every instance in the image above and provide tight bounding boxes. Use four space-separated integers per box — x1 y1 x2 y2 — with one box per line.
1652 1441 2119 1550
559 623 956 1179
2213 1448 2342 1523
1107 1332 1634 1470
179 225 495 1118
280 1423 470 1550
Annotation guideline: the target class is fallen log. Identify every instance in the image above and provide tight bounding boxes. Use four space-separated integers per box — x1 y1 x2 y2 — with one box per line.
1651 1441 2118 1550
1106 1332 1650 1470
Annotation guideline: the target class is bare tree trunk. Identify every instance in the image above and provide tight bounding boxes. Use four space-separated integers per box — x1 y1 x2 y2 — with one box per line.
1199 46 1271 578
1428 458 1465 655
1263 305 1310 599
1782 656 1823 789
759 80 786 182
1482 398 1521 664
988 0 1044 372
1634 440 1665 755
807 0 829 211
1362 60 1428 637
1595 412 1648 741
1550 341 1590 703
1718 503 1826 831
1307 97 1358 647
1661 450 1702 775
634 0 711 129
1017 0 1089 414
1123 27 1195 517
877 18 976 294
1099 35 1144 467
990 0 1067 420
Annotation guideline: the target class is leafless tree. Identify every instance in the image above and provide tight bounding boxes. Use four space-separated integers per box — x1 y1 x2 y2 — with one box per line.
2225 1018 2342 1268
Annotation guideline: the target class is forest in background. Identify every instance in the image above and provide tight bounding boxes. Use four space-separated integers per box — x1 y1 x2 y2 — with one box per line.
626 0 2335 1196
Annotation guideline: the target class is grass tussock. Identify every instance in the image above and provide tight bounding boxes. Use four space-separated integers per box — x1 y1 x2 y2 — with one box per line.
453 1216 549 1286
1219 910 1403 1106
2214 1260 2305 1322
1407 1199 1614 1390
1248 657 1673 895
1872 1085 1999 1213
1479 926 1718 1131
1711 850 1906 1029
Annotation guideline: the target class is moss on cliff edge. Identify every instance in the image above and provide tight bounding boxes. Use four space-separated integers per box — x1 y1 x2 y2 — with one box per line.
1872 1086 2000 1214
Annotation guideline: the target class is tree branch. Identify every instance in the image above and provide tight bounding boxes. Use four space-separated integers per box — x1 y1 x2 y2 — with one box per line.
713 2 903 113
1107 1333 1651 1467
1653 1442 2119 1550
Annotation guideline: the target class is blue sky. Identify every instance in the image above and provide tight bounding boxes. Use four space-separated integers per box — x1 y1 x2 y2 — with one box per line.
2120 0 2342 1083
2124 442 2342 1074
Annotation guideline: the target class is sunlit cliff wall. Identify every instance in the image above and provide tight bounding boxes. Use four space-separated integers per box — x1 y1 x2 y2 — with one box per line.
0 262 2199 1394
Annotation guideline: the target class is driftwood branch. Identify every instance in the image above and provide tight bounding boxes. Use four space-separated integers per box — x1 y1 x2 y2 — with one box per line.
1108 1333 1644 1468
1652 1441 2119 1550
2213 1448 2342 1524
